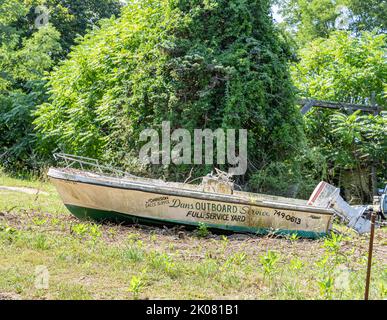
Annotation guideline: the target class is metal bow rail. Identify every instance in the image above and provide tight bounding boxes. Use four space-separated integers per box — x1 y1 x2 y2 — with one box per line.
53 153 136 178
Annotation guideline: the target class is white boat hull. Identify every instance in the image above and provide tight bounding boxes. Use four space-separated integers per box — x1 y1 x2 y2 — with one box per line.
49 168 334 238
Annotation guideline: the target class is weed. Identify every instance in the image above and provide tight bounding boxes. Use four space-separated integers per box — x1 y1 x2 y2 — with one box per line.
228 252 247 266
33 234 50 250
287 233 300 242
164 260 178 278
317 276 334 300
0 224 18 242
378 268 387 299
51 218 60 226
218 271 241 288
148 251 179 278
196 222 209 238
129 274 144 300
32 217 47 226
220 235 229 247
56 283 92 300
88 224 102 241
260 250 280 277
148 251 165 269
122 241 144 262
71 223 101 242
150 233 157 242
289 258 303 271
197 259 218 277
71 223 89 238
379 282 387 299
323 232 344 254
127 233 140 242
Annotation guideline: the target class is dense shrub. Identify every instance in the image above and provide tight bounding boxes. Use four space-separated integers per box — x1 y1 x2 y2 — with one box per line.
35 0 305 184
291 31 387 200
0 0 122 172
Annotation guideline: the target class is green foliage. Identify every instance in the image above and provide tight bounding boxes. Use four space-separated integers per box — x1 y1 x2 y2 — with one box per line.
128 273 145 300
323 232 344 255
317 276 334 299
347 0 387 34
43 0 122 54
33 234 50 250
259 250 279 276
289 257 303 270
0 224 18 243
197 259 218 277
292 31 385 105
0 0 122 55
287 233 300 242
70 222 102 241
34 0 303 182
315 232 349 299
196 222 209 238
123 241 145 262
147 251 179 278
330 111 386 166
291 31 386 199
275 0 386 44
276 0 341 44
0 6 62 170
227 252 247 266
0 0 122 172
70 223 89 237
248 146 328 198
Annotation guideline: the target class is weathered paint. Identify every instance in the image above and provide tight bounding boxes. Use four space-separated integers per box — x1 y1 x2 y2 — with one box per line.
65 204 328 238
49 169 333 239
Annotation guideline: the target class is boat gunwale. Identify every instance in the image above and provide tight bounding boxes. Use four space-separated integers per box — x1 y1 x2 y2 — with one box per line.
48 168 334 216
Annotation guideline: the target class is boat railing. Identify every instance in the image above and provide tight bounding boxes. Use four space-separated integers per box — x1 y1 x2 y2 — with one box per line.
53 153 136 178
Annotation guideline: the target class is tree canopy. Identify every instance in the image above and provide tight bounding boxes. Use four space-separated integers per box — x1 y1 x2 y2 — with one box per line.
35 0 304 181
0 0 122 170
291 31 386 200
292 31 386 105
275 0 386 44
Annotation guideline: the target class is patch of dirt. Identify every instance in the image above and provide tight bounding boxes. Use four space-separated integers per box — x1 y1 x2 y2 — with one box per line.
0 292 22 300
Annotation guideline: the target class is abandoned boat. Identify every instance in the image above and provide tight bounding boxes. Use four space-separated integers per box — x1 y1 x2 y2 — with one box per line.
48 154 339 239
